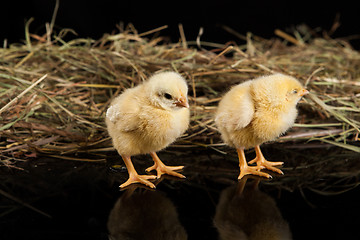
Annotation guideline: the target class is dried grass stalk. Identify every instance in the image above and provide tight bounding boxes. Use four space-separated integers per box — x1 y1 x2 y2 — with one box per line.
0 24 359 166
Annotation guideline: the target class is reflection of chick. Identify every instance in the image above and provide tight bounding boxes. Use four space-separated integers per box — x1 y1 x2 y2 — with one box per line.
214 180 292 240
107 190 187 240
215 74 308 179
106 72 190 188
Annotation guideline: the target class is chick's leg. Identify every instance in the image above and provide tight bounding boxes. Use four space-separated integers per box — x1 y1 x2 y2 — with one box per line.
120 155 157 189
248 145 284 175
237 148 271 180
147 152 185 179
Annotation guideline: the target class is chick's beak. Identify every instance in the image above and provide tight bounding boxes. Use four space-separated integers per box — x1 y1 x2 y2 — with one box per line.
299 88 309 97
175 96 189 108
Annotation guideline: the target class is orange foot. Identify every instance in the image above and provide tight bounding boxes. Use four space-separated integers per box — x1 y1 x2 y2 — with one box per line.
238 164 272 180
248 145 284 175
120 173 157 189
119 155 157 189
237 148 272 180
147 152 186 179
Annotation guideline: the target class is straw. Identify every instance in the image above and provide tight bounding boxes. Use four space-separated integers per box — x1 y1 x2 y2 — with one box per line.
0 23 359 166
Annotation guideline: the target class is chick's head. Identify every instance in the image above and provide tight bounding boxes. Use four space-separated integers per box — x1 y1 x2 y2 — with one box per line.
251 73 308 110
146 72 189 111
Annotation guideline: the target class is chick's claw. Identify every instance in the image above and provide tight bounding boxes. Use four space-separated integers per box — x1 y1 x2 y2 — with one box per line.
119 174 157 189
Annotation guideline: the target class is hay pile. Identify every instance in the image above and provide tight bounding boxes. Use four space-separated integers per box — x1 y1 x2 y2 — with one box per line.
1 24 359 166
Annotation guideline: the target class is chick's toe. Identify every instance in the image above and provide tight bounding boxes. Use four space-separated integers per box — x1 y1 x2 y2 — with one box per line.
238 165 272 180
119 174 157 189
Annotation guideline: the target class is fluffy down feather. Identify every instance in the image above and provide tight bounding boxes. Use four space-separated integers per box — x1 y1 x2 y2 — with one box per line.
215 73 307 149
105 71 190 188
106 71 190 156
215 73 308 180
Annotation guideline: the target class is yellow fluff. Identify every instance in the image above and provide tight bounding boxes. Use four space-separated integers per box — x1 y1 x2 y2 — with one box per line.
215 73 308 179
106 71 190 188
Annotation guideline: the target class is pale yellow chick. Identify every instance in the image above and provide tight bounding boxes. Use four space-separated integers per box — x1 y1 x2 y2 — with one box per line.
106 71 190 188
215 74 308 179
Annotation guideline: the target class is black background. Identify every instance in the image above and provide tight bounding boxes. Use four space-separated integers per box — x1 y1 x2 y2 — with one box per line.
1 0 359 48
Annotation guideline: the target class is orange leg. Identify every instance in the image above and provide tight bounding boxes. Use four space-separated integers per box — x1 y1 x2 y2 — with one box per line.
237 148 271 180
120 155 157 189
146 152 186 179
248 145 284 175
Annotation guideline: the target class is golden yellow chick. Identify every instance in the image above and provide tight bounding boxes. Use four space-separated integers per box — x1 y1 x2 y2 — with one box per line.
106 71 190 188
215 73 308 180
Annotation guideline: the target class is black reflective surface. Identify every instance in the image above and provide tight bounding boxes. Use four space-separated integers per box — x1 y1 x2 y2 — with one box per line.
1 146 360 240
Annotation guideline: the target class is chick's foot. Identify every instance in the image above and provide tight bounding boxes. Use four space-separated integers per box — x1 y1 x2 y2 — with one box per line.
120 155 157 189
120 174 157 189
248 145 284 175
249 157 284 175
148 152 185 179
237 148 272 180
238 165 272 180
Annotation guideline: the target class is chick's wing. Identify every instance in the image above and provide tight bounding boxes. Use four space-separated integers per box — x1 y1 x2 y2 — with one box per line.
216 82 255 131
106 89 141 132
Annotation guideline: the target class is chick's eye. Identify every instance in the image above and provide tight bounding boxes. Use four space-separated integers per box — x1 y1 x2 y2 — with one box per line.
292 89 298 94
164 93 172 100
